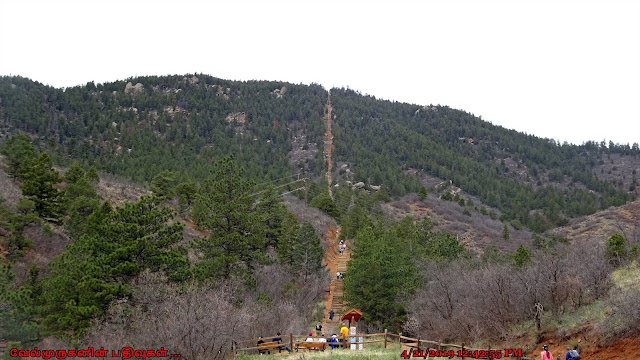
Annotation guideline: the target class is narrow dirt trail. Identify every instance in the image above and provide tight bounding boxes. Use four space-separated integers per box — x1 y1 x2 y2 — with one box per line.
183 218 210 238
323 91 334 199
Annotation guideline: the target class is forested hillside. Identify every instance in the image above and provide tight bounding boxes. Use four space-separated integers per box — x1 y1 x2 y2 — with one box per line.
2 75 637 233
0 75 327 182
331 87 638 231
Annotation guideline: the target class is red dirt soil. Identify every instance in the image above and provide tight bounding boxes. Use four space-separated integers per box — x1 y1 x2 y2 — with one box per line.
532 335 640 360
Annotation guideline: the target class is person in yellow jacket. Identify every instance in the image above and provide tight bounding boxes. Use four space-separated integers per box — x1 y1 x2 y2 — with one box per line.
340 323 349 345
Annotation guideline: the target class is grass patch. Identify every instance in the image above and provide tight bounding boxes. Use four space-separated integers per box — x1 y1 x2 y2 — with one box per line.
611 261 640 290
234 347 451 360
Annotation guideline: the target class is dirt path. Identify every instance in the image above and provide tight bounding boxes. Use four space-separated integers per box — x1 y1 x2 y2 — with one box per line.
183 218 209 238
323 92 334 199
320 226 351 336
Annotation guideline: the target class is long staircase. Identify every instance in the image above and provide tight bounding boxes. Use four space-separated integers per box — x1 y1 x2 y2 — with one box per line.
321 238 351 336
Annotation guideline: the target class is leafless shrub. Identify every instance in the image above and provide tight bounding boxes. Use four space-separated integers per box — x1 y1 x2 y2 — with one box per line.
597 287 640 337
284 194 336 239
82 266 329 359
408 238 614 343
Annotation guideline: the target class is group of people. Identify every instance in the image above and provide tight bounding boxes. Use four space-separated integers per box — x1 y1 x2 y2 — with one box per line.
540 345 581 360
255 323 352 354
336 271 344 280
305 322 350 349
338 240 346 254
305 332 342 349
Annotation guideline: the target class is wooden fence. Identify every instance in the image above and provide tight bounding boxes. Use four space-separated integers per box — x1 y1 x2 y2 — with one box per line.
232 330 535 359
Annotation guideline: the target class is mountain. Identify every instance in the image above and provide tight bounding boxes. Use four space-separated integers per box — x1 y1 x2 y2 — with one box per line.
2 74 640 357
1 74 638 232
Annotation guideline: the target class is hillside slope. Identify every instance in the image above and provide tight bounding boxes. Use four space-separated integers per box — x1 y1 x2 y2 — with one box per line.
1 75 638 233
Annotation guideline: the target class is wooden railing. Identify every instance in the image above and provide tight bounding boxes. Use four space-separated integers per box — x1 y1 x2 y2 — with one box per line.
232 330 535 359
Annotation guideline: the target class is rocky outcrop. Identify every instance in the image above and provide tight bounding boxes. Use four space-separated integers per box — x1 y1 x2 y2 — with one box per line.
124 82 144 95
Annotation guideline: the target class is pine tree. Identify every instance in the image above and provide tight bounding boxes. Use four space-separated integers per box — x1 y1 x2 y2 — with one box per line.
343 225 417 331
291 222 323 280
502 223 510 241
606 232 628 266
277 212 300 266
20 153 62 223
255 185 286 249
418 186 428 201
310 191 340 219
151 170 177 198
40 196 188 338
175 180 197 214
0 135 36 178
192 156 265 279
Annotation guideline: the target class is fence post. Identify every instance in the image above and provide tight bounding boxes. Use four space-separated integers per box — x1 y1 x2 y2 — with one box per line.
417 337 420 351
290 333 294 352
232 341 236 357
384 329 387 349
461 343 465 359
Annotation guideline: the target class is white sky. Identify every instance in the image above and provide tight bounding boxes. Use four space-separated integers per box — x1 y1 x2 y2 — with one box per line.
1 0 639 146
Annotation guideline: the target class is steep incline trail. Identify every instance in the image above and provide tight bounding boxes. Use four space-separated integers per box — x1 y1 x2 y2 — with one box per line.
320 227 351 335
323 92 334 199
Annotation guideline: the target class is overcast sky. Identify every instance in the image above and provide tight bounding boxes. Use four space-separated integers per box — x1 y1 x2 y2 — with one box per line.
1 0 638 146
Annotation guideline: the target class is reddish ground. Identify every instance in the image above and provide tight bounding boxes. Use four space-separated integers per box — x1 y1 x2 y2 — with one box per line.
321 226 340 317
183 218 209 238
530 334 640 360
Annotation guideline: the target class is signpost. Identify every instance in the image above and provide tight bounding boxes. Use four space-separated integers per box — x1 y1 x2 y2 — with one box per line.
340 308 363 350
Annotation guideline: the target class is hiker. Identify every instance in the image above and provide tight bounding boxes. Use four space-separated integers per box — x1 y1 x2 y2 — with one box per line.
257 336 269 355
318 334 327 344
336 271 341 279
541 345 553 360
330 334 339 349
315 322 322 333
272 332 290 352
340 323 349 340
566 347 580 360
329 309 334 320
306 332 314 342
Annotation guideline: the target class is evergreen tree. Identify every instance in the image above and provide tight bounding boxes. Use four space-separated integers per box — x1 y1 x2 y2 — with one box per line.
20 153 62 223
255 185 286 249
418 186 428 201
605 232 628 266
0 135 36 178
40 196 188 338
502 223 510 241
276 212 300 266
291 222 323 280
0 264 39 349
175 180 197 214
310 191 340 219
150 170 177 198
511 245 531 268
192 156 265 279
343 224 418 331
